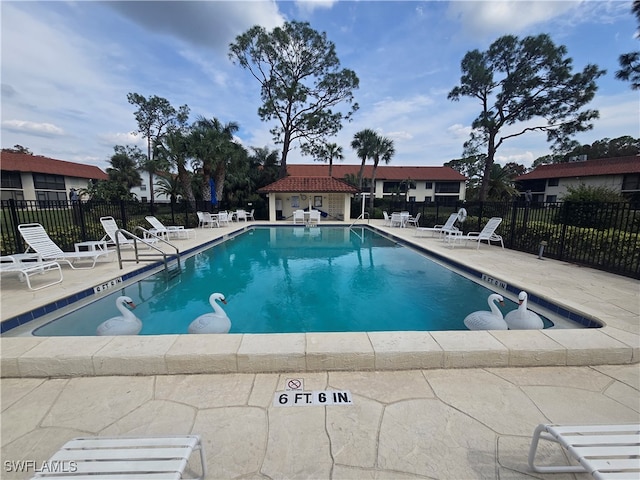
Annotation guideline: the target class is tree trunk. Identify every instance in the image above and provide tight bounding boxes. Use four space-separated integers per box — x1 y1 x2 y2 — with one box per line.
279 131 291 179
369 160 379 210
479 134 497 201
357 159 366 191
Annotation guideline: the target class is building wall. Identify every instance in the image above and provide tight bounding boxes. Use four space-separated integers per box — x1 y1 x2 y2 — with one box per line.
130 171 171 203
542 174 624 202
1 172 93 202
373 179 466 202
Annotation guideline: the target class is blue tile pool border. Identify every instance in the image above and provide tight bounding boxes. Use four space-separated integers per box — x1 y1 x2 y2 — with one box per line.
0 224 601 334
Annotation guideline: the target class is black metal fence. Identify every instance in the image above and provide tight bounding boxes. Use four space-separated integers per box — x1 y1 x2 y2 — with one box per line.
3 198 639 279
358 198 640 279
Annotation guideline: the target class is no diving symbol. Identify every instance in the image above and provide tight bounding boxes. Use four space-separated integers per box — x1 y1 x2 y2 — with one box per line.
286 378 303 391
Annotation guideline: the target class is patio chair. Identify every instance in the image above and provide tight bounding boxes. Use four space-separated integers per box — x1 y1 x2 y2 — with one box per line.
406 212 421 228
528 423 639 479
0 255 63 290
247 209 255 221
31 435 206 479
415 213 460 238
382 211 391 226
447 217 504 249
293 210 305 224
145 216 195 240
217 211 231 226
235 209 248 222
390 212 403 227
18 223 112 269
197 211 217 228
308 210 321 225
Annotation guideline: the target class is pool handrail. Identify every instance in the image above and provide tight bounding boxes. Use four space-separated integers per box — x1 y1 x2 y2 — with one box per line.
114 227 181 274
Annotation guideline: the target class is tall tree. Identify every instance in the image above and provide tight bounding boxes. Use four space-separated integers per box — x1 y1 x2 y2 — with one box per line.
368 134 395 210
229 21 359 178
351 128 377 191
189 116 239 203
127 93 189 206
616 0 640 90
448 34 605 201
155 129 195 206
106 145 144 189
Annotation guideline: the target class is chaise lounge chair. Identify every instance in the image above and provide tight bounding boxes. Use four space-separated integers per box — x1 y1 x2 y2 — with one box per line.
100 216 158 250
18 223 112 269
145 216 195 240
446 217 504 249
0 255 63 290
415 213 460 238
528 423 640 479
31 435 207 479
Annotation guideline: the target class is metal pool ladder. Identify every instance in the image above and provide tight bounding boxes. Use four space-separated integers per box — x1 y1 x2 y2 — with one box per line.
114 227 181 277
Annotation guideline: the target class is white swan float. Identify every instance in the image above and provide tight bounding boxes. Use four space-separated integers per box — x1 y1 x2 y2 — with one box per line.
96 296 142 336
505 291 544 329
464 293 508 330
188 293 231 334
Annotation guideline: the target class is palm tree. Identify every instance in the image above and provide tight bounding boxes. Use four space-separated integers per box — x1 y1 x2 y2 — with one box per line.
351 129 377 190
324 143 344 177
155 130 195 206
368 134 395 210
486 163 519 200
190 116 239 204
154 175 182 204
106 145 143 189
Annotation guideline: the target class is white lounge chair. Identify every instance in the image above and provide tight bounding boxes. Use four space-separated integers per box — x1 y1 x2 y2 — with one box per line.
293 210 305 224
528 423 640 479
145 216 195 240
18 223 112 269
447 217 504 249
382 211 391 226
415 213 460 238
101 216 159 250
0 255 63 290
31 435 206 479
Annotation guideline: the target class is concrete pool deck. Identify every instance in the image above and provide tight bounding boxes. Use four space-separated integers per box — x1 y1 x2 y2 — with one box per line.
1 221 638 376
1 221 638 479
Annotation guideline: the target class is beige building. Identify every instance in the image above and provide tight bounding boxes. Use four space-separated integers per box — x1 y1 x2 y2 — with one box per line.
287 164 467 204
516 156 640 203
0 152 108 202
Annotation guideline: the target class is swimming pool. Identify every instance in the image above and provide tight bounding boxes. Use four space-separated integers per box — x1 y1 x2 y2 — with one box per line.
28 226 565 336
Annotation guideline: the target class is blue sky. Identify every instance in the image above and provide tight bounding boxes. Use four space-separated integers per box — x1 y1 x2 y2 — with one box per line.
2 1 638 172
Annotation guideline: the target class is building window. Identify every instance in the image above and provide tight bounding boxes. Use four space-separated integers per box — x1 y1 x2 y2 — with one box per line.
140 184 147 191
408 196 415 202
33 173 66 190
545 195 557 203
434 195 458 206
548 178 559 187
424 196 432 203
425 182 433 189
1 171 23 189
622 173 640 191
435 182 460 193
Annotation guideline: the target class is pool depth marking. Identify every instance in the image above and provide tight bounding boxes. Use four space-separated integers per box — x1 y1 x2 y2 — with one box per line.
274 390 353 407
93 277 123 294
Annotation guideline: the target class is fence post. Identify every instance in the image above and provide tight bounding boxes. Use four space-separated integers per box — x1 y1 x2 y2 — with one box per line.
120 200 127 228
509 200 518 248
558 201 571 262
78 201 88 241
8 198 24 253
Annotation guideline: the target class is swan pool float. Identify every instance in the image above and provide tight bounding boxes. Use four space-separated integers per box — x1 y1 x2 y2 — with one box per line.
188 293 231 334
464 293 508 330
505 291 544 329
96 296 142 335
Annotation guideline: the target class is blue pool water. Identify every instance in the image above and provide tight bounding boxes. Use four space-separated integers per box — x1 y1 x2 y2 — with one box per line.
33 226 553 336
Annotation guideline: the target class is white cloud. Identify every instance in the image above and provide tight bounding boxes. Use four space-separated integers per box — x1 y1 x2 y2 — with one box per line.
2 120 65 137
295 0 338 15
447 0 580 37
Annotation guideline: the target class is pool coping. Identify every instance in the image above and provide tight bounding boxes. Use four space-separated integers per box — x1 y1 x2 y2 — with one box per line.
1 223 638 378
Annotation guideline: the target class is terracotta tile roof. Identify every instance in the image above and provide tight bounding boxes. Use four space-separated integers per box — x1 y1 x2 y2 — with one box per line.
516 156 640 180
258 176 360 193
0 152 108 180
287 164 467 181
